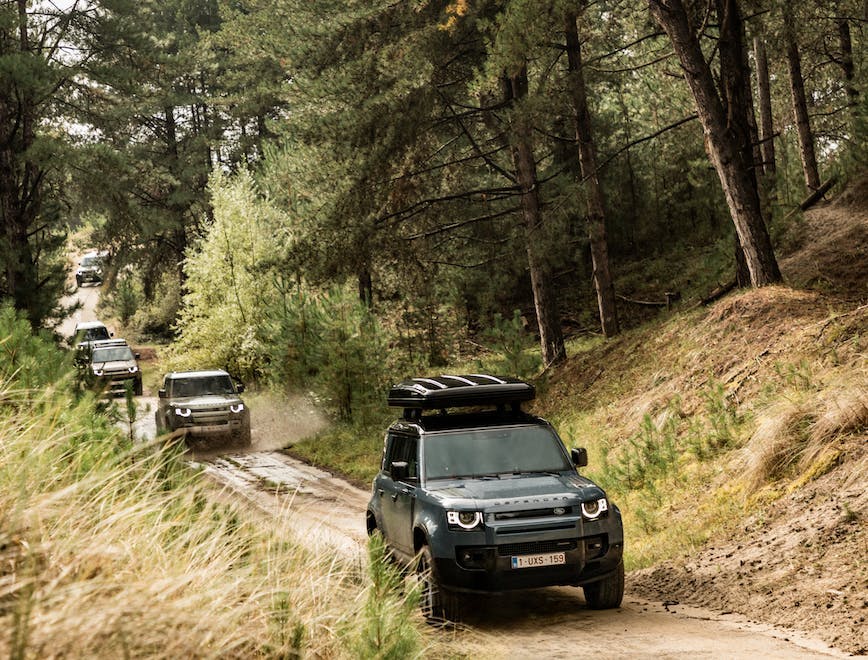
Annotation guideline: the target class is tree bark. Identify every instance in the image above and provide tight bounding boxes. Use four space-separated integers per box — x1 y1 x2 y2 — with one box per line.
836 18 859 125
564 11 619 338
715 0 760 288
753 35 776 177
0 0 40 324
648 0 781 286
783 4 820 192
504 67 565 367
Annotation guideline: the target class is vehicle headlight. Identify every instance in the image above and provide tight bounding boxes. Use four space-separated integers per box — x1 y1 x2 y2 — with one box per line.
93 368 103 376
447 510 483 530
581 498 609 520
230 403 244 414
174 407 192 417
128 366 138 373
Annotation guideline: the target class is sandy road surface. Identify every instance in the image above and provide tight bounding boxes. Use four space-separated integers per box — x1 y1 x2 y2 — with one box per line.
185 445 846 659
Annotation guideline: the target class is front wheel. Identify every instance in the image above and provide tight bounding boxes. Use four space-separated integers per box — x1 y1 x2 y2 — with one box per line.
417 545 459 623
582 559 625 609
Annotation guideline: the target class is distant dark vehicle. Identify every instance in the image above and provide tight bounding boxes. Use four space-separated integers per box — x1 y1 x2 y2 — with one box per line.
86 339 142 396
155 370 251 447
76 251 107 287
366 374 624 622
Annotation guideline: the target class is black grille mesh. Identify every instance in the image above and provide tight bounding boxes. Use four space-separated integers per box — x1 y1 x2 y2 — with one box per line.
497 539 577 556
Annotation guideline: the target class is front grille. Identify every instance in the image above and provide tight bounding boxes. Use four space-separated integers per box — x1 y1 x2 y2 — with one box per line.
494 507 572 520
191 407 231 424
497 539 577 556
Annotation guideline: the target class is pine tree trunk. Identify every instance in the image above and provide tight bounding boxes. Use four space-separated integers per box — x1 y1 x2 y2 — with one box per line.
0 0 40 324
505 67 565 367
648 0 781 286
564 10 620 338
836 19 859 125
783 5 820 192
716 0 763 288
753 35 776 177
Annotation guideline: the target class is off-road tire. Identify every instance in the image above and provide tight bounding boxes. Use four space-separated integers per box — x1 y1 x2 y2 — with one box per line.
75 276 83 288
134 378 143 396
582 559 624 609
238 424 252 447
417 545 460 623
154 411 164 435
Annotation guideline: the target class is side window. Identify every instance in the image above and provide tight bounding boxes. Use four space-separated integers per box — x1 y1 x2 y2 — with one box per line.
386 433 419 481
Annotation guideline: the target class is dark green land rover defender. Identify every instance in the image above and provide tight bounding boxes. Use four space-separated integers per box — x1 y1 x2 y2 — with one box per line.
366 374 624 622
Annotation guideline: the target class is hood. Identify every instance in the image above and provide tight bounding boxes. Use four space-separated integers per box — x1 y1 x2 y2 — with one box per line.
169 395 243 408
92 359 137 374
427 473 604 509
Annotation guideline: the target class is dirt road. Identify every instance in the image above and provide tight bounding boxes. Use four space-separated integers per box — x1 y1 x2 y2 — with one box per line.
186 441 847 658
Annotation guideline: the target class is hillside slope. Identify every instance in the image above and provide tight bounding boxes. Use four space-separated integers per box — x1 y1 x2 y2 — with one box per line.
541 175 867 654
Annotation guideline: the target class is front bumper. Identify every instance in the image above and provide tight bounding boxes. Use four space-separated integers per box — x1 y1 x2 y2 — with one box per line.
96 372 141 393
78 270 102 282
431 510 624 593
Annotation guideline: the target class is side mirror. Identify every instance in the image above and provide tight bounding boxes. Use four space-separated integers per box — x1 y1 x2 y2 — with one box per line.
571 447 588 468
158 388 167 398
134 353 141 359
390 461 409 481
236 383 245 394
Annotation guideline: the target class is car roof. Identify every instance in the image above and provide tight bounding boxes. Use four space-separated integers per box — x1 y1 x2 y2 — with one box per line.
165 369 231 379
388 374 535 411
390 410 545 434
90 339 130 349
74 321 108 331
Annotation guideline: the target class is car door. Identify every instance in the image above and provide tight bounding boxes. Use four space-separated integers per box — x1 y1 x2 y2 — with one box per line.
379 431 419 558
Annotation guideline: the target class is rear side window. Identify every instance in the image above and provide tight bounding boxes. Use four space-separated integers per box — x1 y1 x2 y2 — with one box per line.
385 432 419 480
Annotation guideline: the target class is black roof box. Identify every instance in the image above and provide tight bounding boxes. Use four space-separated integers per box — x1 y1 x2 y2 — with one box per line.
387 374 535 410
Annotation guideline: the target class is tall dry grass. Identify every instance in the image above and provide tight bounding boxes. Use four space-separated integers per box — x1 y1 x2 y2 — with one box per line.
741 382 868 494
0 377 427 658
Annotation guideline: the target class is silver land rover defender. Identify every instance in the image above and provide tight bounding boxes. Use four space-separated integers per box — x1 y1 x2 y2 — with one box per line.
155 370 251 447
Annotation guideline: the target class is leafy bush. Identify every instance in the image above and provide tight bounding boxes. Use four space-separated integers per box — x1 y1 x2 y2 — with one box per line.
266 284 389 424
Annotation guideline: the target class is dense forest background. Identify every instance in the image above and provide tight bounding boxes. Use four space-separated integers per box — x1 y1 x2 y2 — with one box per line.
1 0 864 419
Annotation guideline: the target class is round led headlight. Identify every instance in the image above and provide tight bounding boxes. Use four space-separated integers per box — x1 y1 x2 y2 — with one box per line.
447 510 483 530
230 403 244 413
581 498 609 520
174 407 192 417
93 369 103 376
128 366 138 373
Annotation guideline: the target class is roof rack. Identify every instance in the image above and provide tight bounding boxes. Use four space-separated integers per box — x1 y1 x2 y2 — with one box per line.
387 374 535 412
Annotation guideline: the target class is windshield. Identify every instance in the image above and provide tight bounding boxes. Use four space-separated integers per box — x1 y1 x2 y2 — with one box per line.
91 346 134 363
78 327 110 342
423 425 572 480
171 375 235 397
80 256 102 267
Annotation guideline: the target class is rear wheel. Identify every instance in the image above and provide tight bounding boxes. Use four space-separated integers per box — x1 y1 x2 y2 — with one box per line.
583 559 625 609
417 545 459 623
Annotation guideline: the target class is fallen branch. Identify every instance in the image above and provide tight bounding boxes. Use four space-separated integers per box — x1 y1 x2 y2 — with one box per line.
783 176 838 220
617 291 681 309
698 279 738 307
